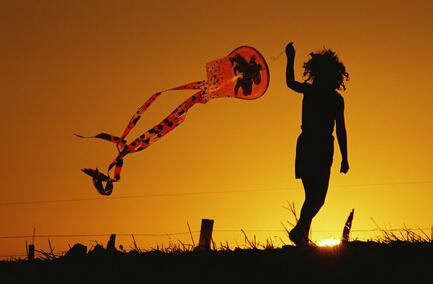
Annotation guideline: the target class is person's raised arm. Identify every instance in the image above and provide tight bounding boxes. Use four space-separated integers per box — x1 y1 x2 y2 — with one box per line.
336 96 349 174
286 42 309 93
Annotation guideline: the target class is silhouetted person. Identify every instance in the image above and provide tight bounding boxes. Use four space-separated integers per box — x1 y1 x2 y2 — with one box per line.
285 42 349 246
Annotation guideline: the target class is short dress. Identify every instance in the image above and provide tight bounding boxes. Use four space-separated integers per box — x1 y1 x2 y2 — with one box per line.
295 90 343 179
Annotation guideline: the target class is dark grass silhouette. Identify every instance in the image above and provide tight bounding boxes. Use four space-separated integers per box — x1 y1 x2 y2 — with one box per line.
1 208 431 283
1 232 432 284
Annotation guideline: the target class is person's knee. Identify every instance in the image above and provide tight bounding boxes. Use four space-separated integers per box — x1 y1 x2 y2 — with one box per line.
314 180 329 209
302 176 329 211
316 197 326 209
311 194 326 210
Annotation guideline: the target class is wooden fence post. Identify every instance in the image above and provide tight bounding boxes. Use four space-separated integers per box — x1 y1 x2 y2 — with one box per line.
107 234 117 253
27 243 35 261
196 219 214 251
27 228 36 261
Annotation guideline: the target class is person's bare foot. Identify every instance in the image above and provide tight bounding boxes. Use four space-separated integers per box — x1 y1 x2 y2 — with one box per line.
289 227 309 246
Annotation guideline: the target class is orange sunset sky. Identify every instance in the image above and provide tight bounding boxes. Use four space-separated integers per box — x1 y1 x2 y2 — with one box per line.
1 0 432 257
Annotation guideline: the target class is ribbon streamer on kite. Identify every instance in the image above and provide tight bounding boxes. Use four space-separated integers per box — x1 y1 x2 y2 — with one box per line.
76 46 270 195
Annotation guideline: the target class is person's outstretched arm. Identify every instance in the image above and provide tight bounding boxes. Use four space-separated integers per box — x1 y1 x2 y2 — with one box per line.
336 96 349 174
286 42 309 93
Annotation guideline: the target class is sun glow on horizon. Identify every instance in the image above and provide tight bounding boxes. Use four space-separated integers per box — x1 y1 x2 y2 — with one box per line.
318 238 341 247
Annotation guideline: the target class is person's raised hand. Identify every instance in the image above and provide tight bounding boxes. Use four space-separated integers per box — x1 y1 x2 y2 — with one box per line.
285 42 295 59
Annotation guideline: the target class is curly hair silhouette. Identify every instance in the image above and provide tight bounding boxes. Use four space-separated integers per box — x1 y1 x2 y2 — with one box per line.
303 49 349 91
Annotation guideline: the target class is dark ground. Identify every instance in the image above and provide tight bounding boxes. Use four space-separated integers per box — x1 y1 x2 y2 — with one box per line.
1 241 431 284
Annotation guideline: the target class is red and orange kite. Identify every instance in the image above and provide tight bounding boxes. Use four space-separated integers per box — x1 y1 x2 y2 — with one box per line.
77 46 270 195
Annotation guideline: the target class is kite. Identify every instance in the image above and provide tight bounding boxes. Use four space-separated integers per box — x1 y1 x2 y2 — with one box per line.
76 46 270 195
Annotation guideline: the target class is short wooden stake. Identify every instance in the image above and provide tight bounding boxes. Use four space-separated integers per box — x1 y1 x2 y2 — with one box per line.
197 219 214 251
27 244 35 261
27 228 36 261
107 234 117 253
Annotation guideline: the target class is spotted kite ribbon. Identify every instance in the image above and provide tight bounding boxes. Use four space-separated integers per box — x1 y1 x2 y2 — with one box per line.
76 46 270 195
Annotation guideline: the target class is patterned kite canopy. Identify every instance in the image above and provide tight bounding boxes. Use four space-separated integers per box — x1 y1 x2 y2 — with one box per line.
206 46 270 101
77 46 270 195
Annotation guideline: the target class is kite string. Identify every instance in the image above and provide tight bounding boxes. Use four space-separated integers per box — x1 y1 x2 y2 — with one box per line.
270 50 285 65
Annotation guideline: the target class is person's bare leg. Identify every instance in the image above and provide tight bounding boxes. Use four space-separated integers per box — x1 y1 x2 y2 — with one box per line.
290 171 330 245
289 177 314 245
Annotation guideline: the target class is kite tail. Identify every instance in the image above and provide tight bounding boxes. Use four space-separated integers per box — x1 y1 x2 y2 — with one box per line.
77 85 207 196
119 80 207 142
103 90 206 185
81 168 114 196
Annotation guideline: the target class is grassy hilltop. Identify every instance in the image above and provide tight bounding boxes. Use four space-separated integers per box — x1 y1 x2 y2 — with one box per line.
1 240 432 283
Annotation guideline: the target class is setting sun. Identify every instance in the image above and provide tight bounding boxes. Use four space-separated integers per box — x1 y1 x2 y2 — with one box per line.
318 238 341 247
